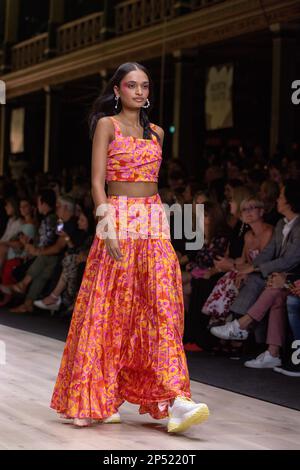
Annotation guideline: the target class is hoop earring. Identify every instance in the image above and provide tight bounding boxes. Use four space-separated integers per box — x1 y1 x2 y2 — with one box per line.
114 96 119 109
143 99 150 109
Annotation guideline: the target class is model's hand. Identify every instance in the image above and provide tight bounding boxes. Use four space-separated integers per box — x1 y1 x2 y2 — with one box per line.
96 213 123 261
104 237 123 261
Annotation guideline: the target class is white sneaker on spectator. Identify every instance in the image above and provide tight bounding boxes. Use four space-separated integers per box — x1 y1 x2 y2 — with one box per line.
244 351 281 369
168 397 209 433
210 319 249 341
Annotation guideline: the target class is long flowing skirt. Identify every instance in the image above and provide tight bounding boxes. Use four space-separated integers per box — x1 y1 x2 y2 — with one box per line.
50 193 191 420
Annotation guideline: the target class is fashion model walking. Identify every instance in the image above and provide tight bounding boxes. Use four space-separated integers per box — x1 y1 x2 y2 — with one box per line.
50 62 209 433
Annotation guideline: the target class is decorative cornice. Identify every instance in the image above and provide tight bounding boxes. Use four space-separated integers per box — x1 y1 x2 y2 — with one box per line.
2 0 300 99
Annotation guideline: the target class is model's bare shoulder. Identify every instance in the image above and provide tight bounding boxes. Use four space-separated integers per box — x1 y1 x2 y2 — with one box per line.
151 123 164 146
151 123 164 136
94 116 115 142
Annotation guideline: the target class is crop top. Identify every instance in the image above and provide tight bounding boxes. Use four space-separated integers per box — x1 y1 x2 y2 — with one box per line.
105 116 162 183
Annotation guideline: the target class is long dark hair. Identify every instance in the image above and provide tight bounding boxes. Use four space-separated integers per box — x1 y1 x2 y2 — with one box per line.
204 200 231 243
88 62 160 143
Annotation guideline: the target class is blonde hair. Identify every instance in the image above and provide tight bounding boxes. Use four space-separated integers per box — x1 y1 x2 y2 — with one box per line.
240 197 264 211
231 186 252 218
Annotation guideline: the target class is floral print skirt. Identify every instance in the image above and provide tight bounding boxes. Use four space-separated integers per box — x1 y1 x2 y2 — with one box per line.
50 193 191 420
202 270 239 324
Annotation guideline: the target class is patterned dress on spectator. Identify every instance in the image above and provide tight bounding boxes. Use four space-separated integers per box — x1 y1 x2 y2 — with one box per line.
202 248 260 324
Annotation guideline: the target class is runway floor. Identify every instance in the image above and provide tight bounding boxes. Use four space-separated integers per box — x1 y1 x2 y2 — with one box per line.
0 324 299 450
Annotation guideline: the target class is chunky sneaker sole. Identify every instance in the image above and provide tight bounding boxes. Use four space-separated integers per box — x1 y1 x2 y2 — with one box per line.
92 412 121 424
168 404 209 433
102 412 121 424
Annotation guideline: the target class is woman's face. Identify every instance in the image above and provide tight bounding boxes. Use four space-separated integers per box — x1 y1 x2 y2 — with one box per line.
224 184 233 201
241 202 263 225
78 212 88 231
20 200 32 217
193 194 207 217
229 199 238 217
114 70 150 111
195 194 208 206
183 184 192 203
5 201 14 216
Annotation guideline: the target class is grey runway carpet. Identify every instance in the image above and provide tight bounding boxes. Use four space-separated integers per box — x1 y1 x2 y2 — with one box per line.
187 351 300 411
0 307 299 411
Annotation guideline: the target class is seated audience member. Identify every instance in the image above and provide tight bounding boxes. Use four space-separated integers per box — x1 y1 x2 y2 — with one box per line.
0 178 9 238
182 201 231 351
175 189 209 311
268 160 285 189
265 271 300 377
222 178 243 216
202 197 273 326
174 190 209 265
34 206 94 315
213 185 252 269
210 180 300 368
0 198 37 306
7 194 81 313
0 198 23 269
259 179 281 226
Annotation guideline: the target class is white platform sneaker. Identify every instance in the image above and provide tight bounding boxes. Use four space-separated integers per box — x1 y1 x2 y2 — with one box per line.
168 397 209 433
101 412 121 424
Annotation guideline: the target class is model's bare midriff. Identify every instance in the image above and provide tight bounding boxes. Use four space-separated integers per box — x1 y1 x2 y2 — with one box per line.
107 181 158 197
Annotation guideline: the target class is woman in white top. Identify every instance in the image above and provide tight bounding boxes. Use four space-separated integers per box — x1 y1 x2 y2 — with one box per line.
0 198 23 269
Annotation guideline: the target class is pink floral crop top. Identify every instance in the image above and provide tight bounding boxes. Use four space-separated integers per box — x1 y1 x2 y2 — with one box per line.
105 116 162 183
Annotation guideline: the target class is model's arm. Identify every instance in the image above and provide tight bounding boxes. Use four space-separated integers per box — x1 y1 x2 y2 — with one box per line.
91 117 111 211
91 117 123 261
